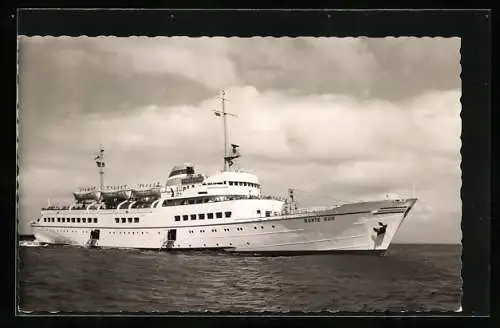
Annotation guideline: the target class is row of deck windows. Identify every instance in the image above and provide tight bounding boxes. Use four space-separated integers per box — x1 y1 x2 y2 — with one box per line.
174 211 231 222
203 181 260 188
45 229 151 235
162 196 237 207
179 224 277 234
43 217 98 223
114 217 140 224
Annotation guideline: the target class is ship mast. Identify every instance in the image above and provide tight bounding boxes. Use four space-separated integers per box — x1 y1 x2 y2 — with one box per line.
94 145 105 191
222 90 228 170
214 90 239 171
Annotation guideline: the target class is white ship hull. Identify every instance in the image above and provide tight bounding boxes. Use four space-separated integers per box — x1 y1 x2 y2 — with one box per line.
31 198 416 255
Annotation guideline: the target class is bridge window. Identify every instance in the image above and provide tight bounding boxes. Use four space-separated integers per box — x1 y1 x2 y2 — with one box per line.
257 210 261 215
216 212 223 219
128 218 133 223
243 182 247 186
225 211 232 218
134 217 139 223
121 218 126 223
198 213 205 220
265 211 271 217
82 218 86 223
190 214 196 220
174 215 180 222
207 213 214 219
43 218 46 222
93 218 97 223
229 181 234 186
188 199 195 204
183 215 188 221
115 218 119 223
71 218 75 223
61 218 65 222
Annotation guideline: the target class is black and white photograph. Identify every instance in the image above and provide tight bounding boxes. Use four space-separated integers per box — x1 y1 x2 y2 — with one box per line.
17 35 462 313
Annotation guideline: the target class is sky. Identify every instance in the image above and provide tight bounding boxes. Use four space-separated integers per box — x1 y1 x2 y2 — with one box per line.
17 36 461 243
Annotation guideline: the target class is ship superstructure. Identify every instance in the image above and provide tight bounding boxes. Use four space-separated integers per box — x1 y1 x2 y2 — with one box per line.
30 91 417 255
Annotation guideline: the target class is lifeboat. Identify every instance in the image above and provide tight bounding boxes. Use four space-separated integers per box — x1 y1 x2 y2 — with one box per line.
73 190 101 201
131 188 161 199
101 189 132 201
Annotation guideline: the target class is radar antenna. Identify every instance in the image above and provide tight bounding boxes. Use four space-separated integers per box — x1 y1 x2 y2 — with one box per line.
94 145 105 191
213 90 239 171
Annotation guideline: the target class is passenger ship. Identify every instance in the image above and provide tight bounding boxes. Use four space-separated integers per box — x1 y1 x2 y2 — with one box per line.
30 91 417 255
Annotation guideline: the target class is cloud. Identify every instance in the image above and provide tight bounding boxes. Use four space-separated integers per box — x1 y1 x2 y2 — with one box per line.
17 36 461 243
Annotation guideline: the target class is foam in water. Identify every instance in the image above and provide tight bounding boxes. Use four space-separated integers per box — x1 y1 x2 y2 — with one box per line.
19 240 48 247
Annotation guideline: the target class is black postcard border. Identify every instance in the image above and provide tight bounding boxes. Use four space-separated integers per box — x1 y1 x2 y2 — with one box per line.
2 6 493 327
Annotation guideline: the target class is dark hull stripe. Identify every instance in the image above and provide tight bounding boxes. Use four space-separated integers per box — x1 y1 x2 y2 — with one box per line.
373 210 405 215
224 250 387 257
83 245 387 257
380 206 407 210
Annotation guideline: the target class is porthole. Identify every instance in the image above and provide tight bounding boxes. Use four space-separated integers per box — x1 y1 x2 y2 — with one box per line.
247 242 250 245
272 225 275 228
261 226 264 229
254 227 257 230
